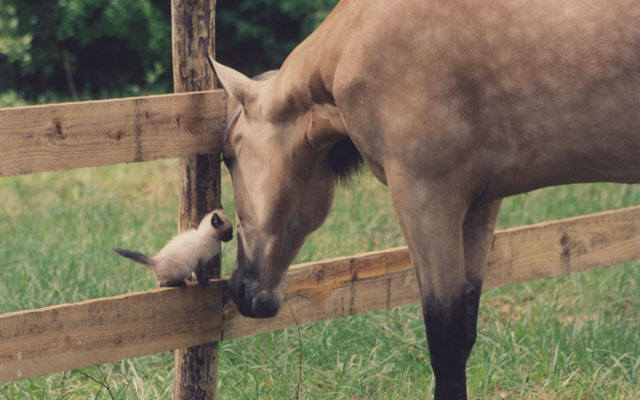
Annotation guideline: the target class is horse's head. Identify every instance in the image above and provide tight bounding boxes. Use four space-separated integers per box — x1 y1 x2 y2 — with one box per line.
211 60 361 318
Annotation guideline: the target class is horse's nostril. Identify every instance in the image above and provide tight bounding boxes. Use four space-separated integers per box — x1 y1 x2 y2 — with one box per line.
228 270 281 318
250 290 281 318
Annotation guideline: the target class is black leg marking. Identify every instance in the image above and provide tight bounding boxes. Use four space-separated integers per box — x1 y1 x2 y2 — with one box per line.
424 279 483 400
464 278 483 352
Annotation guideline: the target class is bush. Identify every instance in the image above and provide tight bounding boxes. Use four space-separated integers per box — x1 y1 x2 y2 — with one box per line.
0 0 337 105
0 0 171 102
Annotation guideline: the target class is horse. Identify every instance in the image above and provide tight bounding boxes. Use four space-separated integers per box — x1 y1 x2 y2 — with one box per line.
210 0 640 398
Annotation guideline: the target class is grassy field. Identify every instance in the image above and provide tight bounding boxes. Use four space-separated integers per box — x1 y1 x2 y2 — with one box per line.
0 159 638 399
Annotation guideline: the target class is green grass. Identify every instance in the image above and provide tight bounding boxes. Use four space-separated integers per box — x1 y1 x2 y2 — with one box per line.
1 159 638 399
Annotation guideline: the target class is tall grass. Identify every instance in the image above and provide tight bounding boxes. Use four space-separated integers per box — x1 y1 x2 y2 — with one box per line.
0 160 638 399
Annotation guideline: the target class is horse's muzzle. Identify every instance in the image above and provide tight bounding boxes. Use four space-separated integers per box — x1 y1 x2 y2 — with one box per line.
228 271 281 318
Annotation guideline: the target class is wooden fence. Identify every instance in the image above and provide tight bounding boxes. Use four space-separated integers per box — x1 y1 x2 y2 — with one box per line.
1 1 639 399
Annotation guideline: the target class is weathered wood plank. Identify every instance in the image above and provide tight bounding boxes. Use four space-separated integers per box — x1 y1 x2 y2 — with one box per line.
0 283 224 382
0 90 228 177
0 205 638 382
485 205 640 288
223 205 640 338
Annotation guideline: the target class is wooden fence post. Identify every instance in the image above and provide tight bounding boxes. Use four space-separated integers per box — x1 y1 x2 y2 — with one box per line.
171 1 220 399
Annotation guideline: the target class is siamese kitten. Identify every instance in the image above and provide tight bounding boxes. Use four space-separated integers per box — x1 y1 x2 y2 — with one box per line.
114 208 233 287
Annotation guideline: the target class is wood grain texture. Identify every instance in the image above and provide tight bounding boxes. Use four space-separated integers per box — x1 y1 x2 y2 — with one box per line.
485 205 640 288
222 205 640 337
0 90 228 177
171 0 219 399
0 283 224 383
0 205 638 383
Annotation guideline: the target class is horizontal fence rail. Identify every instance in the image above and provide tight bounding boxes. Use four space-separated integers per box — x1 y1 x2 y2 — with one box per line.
1 205 638 382
0 90 231 177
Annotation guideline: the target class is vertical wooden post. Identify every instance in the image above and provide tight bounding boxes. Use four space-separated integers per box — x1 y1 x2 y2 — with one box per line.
171 1 220 399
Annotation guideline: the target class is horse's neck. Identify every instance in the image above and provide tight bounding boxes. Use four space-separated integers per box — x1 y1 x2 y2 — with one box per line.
261 2 354 120
260 56 334 122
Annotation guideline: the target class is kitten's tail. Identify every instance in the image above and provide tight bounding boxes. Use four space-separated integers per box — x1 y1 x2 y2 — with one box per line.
113 247 153 266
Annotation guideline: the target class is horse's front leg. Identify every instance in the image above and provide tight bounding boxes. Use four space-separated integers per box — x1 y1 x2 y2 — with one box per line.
388 177 500 400
460 198 502 357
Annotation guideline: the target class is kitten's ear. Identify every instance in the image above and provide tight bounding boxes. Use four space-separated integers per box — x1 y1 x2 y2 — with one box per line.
211 213 223 228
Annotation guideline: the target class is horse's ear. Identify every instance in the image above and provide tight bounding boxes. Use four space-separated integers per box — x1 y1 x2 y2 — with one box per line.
207 54 258 107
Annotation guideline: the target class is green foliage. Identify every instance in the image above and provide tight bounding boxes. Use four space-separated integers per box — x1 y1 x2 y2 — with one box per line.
0 0 171 103
217 0 338 76
0 90 27 107
0 3 32 65
0 0 338 105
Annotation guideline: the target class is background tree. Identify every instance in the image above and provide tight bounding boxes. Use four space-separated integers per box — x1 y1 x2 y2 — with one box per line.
217 0 337 77
0 0 337 105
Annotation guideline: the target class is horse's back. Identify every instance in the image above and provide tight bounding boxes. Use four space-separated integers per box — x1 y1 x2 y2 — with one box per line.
331 0 640 192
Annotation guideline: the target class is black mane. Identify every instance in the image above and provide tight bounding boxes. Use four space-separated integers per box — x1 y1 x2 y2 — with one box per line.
326 137 364 183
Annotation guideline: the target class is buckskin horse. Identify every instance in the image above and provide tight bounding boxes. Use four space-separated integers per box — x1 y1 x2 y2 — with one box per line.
210 0 640 398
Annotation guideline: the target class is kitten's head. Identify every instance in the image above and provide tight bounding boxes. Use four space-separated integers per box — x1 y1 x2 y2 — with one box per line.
211 209 233 242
